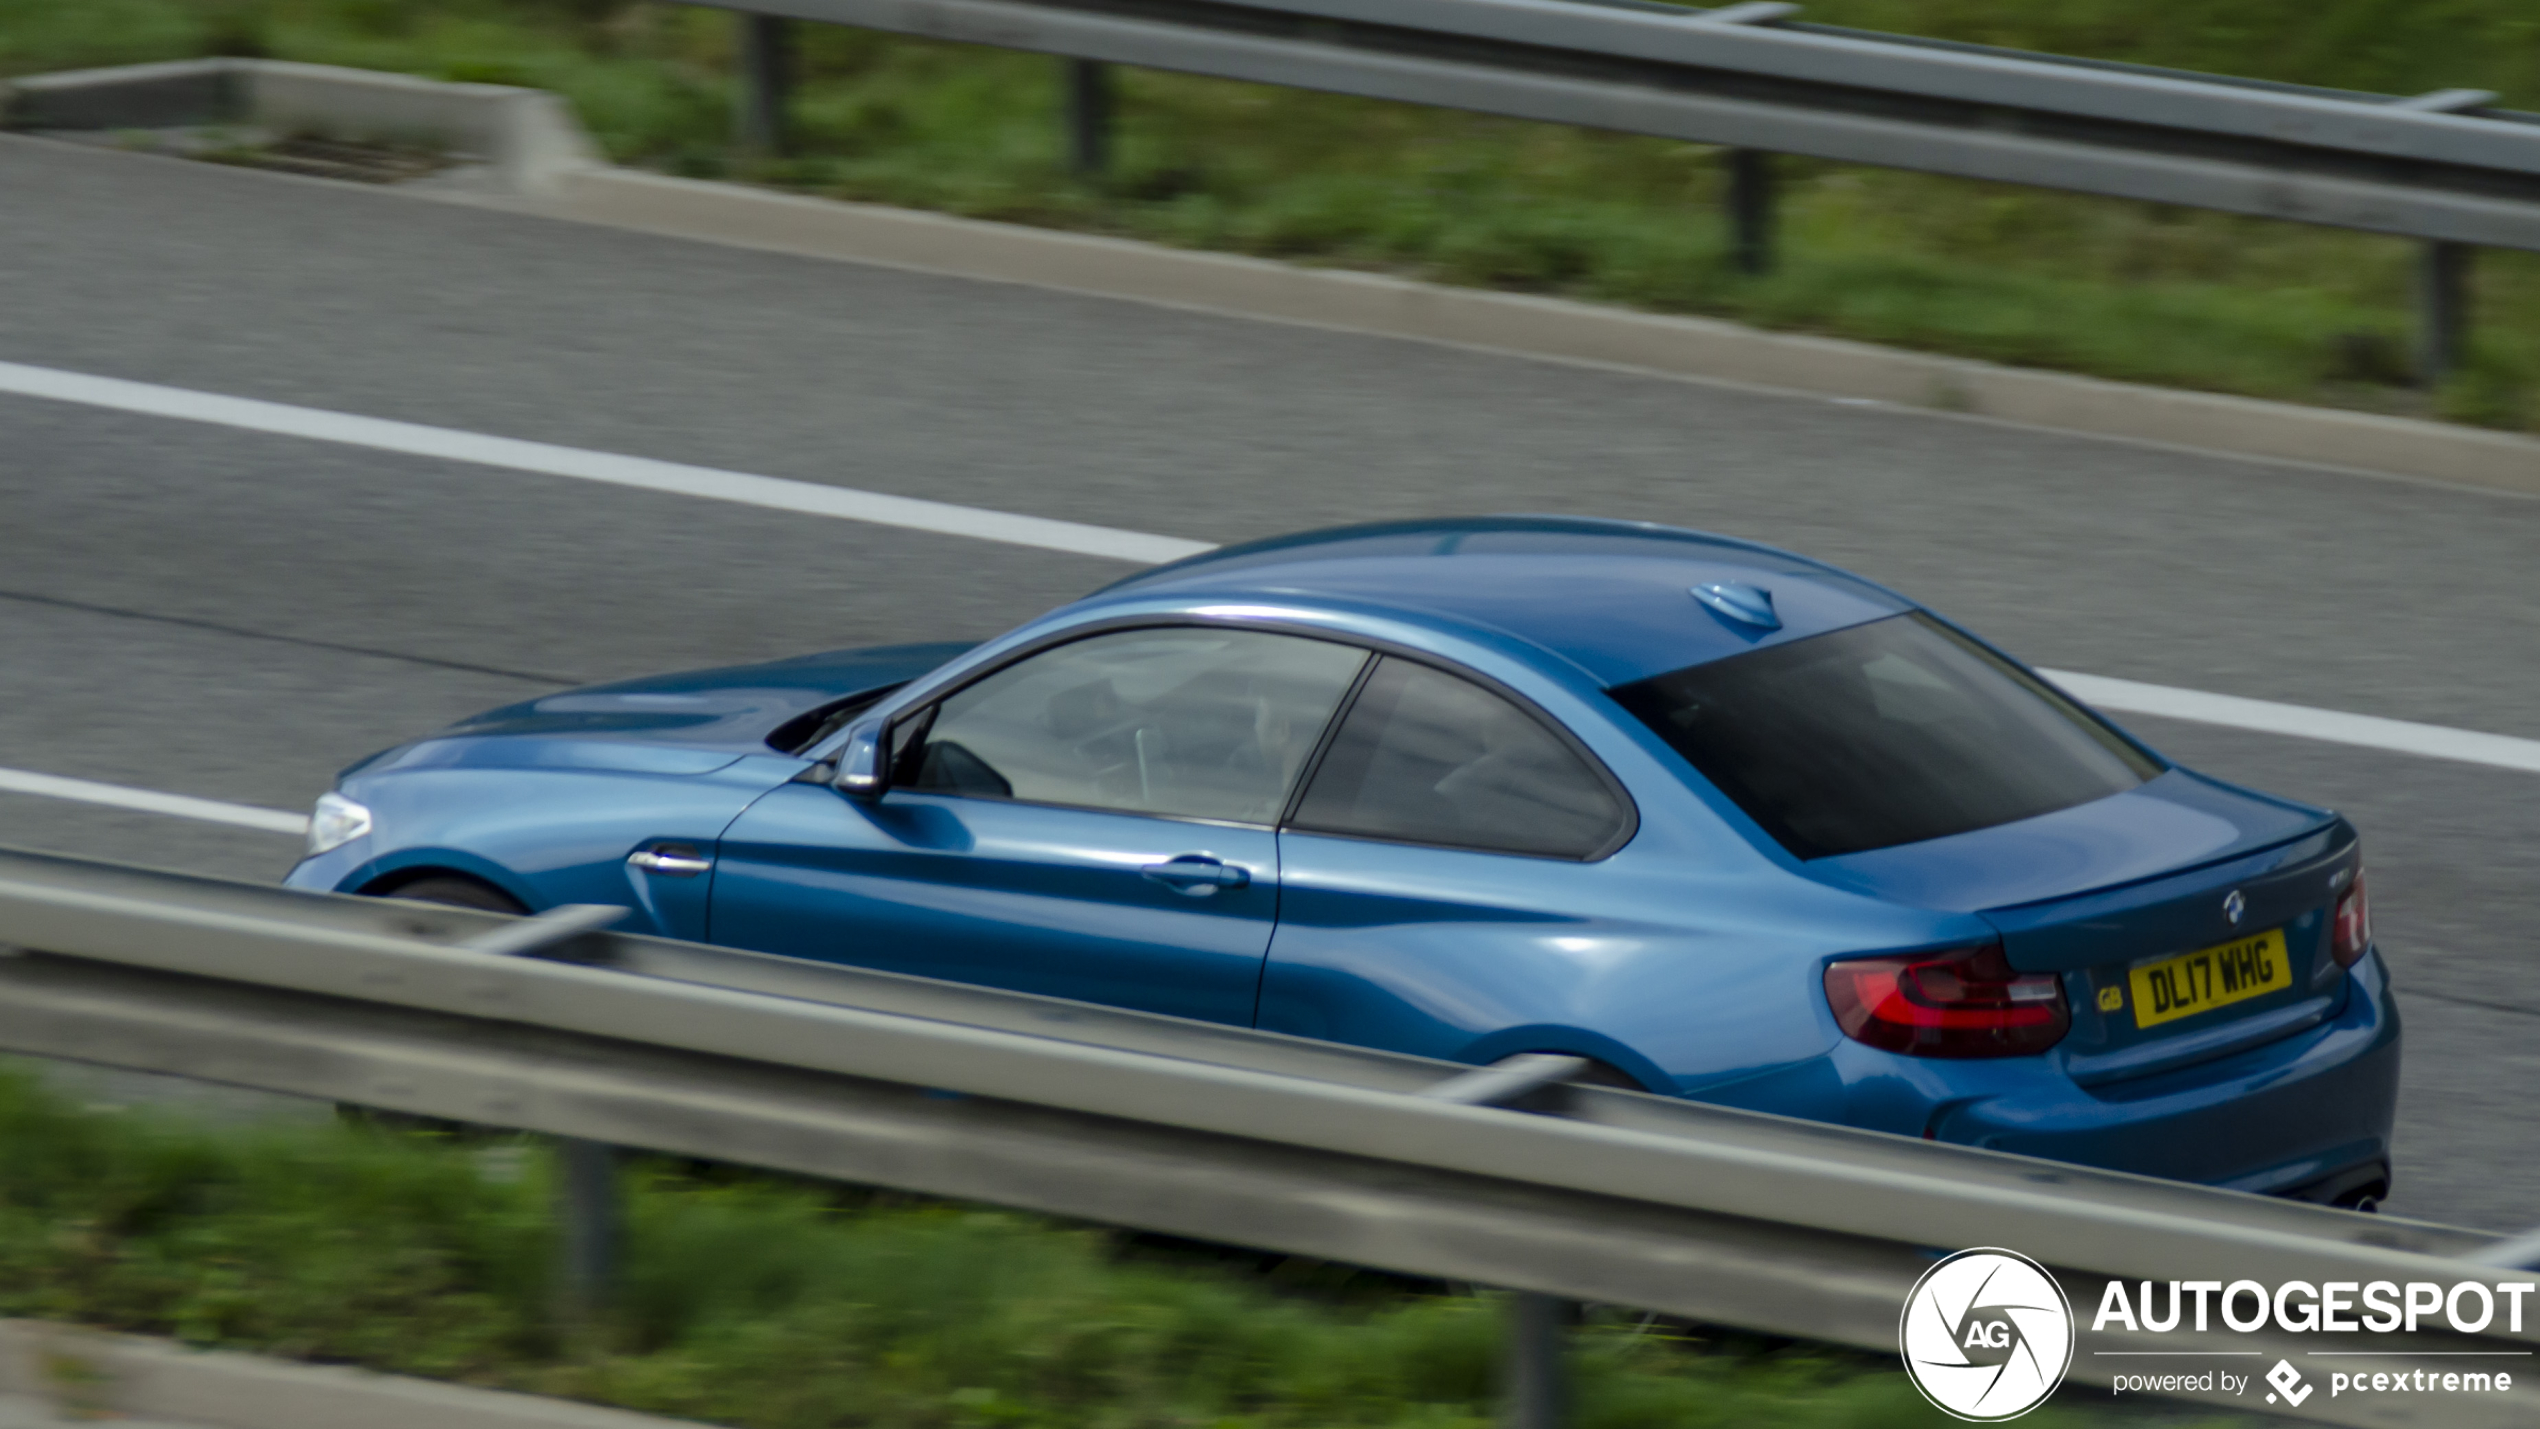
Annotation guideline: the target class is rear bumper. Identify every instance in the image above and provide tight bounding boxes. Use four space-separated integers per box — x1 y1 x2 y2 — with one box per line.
1835 948 2401 1195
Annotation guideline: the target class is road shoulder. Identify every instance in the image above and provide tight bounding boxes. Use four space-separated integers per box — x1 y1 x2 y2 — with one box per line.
0 1321 706 1429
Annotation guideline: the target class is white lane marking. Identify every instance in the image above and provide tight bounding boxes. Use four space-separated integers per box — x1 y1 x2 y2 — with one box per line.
18 658 2540 839
0 359 1210 566
2044 671 2540 775
0 766 309 836
4 360 2535 776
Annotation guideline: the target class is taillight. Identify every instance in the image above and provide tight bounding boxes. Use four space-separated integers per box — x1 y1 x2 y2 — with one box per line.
2331 872 2372 968
1824 943 2070 1058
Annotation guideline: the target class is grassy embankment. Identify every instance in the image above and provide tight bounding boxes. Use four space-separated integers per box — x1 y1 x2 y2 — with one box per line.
2 0 2537 431
0 1066 2155 1428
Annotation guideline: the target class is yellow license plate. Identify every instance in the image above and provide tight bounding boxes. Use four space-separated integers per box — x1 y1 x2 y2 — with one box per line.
2127 929 2290 1029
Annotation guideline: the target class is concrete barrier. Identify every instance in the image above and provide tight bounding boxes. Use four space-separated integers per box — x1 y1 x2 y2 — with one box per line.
2 58 241 131
1 58 595 196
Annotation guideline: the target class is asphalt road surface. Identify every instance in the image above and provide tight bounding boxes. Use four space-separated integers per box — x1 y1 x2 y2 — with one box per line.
0 1396 206 1429
1 133 2533 1232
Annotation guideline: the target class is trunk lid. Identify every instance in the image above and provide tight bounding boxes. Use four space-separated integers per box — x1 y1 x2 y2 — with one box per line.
1811 770 2357 1083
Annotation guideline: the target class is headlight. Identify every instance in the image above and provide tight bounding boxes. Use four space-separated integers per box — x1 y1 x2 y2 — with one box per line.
306 791 374 857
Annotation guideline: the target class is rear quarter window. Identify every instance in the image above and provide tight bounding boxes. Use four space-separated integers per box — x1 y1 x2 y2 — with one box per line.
1288 657 1629 859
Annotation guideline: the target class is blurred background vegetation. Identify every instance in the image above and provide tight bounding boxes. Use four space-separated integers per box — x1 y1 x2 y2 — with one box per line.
2 0 2535 429
0 1065 2169 1428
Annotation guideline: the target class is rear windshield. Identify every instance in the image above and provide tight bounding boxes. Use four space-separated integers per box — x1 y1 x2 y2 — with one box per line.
1609 613 2160 859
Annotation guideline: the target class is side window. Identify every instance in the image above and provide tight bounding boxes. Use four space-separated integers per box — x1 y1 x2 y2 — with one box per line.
906 627 1368 824
1288 657 1629 859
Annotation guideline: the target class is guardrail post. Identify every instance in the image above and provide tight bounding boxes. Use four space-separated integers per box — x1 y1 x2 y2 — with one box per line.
2417 240 2472 386
1500 1291 1572 1429
735 12 794 156
1726 148 1775 274
555 1136 619 1330
1065 58 1113 175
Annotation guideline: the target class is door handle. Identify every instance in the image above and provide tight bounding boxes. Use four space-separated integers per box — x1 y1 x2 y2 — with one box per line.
1140 856 1250 896
628 846 713 878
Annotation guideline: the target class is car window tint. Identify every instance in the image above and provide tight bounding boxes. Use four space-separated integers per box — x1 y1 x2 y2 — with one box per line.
910 627 1368 823
1288 658 1627 858
1608 612 2160 860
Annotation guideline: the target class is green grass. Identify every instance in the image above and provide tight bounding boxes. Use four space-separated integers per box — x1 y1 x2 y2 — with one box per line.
3 0 2534 430
0 1066 2153 1428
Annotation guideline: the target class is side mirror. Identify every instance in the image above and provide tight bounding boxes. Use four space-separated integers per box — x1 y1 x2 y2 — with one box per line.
834 717 888 799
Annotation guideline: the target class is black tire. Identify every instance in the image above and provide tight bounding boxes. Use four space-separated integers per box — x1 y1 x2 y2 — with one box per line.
337 874 528 1132
1563 1058 1650 1092
377 874 528 915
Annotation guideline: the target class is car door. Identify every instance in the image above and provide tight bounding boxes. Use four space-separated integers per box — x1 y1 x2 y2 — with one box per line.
708 625 1369 1024
1259 654 1648 1061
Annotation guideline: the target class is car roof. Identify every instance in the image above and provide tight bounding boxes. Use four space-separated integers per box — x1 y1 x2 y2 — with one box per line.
1091 516 1915 687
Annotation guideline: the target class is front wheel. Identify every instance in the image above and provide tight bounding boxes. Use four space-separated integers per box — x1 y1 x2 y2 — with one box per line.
375 874 529 916
337 874 530 1132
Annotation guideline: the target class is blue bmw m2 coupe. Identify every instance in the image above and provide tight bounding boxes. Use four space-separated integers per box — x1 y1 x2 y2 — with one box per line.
287 517 2398 1205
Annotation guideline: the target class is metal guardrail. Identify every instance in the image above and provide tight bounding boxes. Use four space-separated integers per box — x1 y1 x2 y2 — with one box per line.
711 0 2539 379
0 843 2535 1425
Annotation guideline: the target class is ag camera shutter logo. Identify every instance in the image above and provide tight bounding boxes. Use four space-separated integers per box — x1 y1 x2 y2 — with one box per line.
1900 1248 2076 1421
